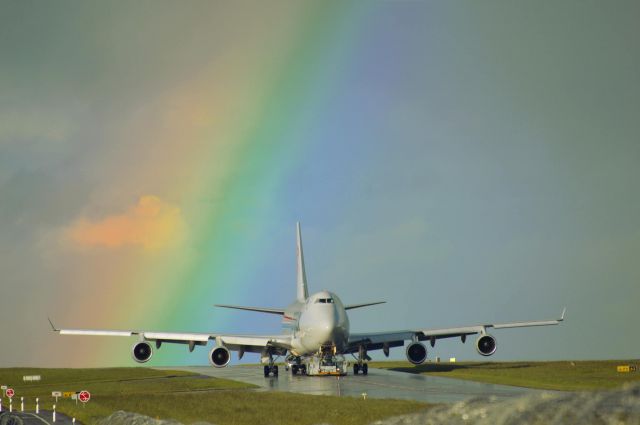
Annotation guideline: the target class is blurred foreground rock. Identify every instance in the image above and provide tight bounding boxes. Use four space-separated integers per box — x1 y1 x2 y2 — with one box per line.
96 411 214 425
97 384 640 425
372 383 640 425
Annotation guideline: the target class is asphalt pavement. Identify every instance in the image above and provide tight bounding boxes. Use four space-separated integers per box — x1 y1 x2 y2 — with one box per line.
0 410 77 425
168 365 544 404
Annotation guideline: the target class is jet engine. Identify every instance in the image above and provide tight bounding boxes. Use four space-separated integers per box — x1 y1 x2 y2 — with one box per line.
132 341 153 363
209 345 231 367
476 334 497 356
405 342 427 365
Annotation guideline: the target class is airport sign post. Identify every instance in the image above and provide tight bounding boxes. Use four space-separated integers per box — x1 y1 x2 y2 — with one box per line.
23 375 41 382
36 397 39 414
1 385 6 397
617 365 637 373
79 390 91 405
52 391 62 403
6 388 14 413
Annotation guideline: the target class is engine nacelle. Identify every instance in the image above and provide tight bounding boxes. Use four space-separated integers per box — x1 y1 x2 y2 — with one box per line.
476 334 497 356
132 341 153 363
209 345 231 368
406 342 427 365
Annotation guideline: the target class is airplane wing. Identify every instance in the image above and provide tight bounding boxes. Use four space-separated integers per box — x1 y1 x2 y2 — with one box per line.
48 319 291 355
344 301 386 310
213 304 285 315
347 308 565 354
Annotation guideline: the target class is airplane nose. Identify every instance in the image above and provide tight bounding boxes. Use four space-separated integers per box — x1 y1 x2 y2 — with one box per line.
300 302 349 351
317 310 341 342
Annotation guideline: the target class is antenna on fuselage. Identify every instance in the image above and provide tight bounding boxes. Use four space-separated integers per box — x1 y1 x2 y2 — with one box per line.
296 222 309 302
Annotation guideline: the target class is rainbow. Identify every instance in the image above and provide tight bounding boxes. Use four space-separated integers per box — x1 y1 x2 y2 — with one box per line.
53 2 378 366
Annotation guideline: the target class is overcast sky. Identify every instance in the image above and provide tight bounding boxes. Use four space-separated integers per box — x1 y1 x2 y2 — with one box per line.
1 1 639 367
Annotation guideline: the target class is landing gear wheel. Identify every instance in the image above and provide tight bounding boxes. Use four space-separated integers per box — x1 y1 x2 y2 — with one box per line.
292 365 298 375
264 365 270 377
353 364 360 375
300 365 307 375
362 363 368 375
273 365 279 377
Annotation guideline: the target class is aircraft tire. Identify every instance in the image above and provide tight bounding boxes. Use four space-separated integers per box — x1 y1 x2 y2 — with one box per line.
273 365 279 377
264 365 270 377
353 364 360 375
362 363 368 375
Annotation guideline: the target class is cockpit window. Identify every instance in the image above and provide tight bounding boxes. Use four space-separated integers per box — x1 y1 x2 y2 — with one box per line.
315 298 334 304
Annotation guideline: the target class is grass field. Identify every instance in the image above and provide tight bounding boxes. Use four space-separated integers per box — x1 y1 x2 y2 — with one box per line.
0 368 427 424
369 359 640 391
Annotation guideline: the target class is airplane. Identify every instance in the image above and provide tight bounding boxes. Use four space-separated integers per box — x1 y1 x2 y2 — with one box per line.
50 222 565 377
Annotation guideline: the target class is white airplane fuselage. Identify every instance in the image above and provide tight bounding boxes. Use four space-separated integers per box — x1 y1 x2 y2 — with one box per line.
283 290 350 356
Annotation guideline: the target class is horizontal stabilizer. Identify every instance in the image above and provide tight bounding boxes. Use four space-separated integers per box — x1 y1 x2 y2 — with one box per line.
214 304 285 315
344 301 386 310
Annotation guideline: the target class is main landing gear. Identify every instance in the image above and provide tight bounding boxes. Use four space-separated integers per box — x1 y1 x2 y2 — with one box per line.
352 345 370 375
353 363 368 375
264 364 278 377
263 352 279 377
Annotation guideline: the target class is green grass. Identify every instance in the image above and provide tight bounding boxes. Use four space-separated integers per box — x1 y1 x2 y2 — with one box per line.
369 360 640 391
0 368 427 424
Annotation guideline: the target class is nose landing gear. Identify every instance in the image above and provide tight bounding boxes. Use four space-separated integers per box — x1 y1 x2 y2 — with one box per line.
291 364 307 375
286 355 307 375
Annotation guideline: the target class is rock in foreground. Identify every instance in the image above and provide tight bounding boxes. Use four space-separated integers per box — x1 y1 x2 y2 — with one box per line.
372 383 640 425
97 411 213 425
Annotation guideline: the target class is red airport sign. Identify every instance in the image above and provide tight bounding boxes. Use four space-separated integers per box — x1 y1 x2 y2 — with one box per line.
78 390 91 403
5 388 14 399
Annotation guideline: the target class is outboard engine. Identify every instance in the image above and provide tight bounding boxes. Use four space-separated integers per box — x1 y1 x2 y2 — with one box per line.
132 341 153 363
406 342 427 365
476 334 497 356
209 345 231 367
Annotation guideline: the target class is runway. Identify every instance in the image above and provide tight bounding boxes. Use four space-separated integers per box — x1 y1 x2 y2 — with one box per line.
169 365 543 404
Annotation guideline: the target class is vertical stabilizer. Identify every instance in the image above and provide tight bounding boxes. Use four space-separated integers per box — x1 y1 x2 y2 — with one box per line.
296 222 309 302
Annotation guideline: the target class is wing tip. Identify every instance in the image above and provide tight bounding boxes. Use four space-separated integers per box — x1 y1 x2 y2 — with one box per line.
560 307 566 321
48 317 59 332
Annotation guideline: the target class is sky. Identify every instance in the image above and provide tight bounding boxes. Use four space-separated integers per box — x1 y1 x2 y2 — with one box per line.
1 0 639 367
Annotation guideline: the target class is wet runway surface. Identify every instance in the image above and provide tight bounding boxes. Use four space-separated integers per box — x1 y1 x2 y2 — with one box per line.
169 365 543 404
